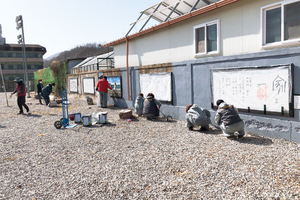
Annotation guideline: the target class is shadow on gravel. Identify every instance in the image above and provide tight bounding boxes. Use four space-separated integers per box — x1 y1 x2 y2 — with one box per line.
48 114 59 116
25 114 42 118
235 136 273 146
104 123 117 127
148 118 177 123
0 125 7 128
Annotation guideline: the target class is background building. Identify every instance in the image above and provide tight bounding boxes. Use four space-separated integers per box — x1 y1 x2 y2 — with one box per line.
0 25 46 92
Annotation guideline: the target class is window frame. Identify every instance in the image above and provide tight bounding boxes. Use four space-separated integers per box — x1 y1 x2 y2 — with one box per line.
193 19 220 58
261 0 300 48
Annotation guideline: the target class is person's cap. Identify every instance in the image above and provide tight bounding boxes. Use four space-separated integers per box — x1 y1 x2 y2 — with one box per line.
14 77 23 82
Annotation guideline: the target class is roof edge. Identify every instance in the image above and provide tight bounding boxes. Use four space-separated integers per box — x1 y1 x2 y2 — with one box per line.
104 0 241 47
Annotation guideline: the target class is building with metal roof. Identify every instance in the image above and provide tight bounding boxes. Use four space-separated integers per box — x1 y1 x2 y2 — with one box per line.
70 51 114 74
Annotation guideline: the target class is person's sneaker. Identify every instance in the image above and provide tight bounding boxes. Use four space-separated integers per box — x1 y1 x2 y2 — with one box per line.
188 127 193 131
237 135 244 139
199 127 208 132
26 108 29 112
17 111 23 115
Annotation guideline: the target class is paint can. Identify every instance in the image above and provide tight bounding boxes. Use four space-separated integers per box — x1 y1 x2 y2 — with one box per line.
99 112 108 124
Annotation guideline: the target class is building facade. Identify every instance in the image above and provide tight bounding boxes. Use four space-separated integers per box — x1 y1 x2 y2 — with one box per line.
101 0 300 142
0 43 46 92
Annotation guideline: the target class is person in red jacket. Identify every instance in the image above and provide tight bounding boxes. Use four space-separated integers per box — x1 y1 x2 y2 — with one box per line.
96 76 112 108
11 77 29 115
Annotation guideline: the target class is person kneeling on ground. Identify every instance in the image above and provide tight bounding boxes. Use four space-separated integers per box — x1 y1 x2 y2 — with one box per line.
134 93 144 116
143 93 161 120
42 83 55 106
186 104 211 131
215 99 245 139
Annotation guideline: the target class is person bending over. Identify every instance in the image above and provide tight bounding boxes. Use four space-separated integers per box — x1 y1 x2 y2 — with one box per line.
42 83 55 106
186 104 211 131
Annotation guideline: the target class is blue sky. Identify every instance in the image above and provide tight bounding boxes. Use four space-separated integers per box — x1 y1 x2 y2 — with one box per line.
0 0 159 59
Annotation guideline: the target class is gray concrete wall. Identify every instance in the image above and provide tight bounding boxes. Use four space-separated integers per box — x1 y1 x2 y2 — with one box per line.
113 46 300 143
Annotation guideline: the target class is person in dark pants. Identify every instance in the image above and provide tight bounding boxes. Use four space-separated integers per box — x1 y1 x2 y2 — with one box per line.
96 76 112 108
42 83 55 106
37 78 43 104
215 99 245 139
11 77 29 115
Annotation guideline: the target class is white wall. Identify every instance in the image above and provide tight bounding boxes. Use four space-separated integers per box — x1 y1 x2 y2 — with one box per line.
114 0 291 68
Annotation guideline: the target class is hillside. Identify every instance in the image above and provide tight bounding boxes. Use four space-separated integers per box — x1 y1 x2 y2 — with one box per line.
43 43 113 68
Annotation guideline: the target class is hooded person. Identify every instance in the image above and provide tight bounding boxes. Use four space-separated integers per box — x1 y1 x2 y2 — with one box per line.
11 77 29 114
142 93 161 119
134 93 144 116
42 83 55 106
185 104 211 131
215 99 245 139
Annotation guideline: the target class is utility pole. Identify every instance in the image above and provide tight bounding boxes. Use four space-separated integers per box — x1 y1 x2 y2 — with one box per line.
16 15 30 98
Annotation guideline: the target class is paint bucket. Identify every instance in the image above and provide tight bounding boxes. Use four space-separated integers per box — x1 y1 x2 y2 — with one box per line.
74 113 82 123
69 114 74 121
82 114 92 126
99 112 108 124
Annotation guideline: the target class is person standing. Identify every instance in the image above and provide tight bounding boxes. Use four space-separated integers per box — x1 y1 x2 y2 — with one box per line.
215 99 245 139
143 93 161 120
11 77 29 115
42 83 55 106
96 76 112 108
96 75 103 107
37 78 43 104
186 104 211 131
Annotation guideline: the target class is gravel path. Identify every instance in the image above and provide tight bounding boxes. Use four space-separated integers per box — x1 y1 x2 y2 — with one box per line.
0 93 300 199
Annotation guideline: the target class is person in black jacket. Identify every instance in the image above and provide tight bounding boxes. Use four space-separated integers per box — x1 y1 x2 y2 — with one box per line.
37 79 43 104
42 83 55 106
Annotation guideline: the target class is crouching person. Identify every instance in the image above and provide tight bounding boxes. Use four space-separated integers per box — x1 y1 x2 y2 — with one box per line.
215 99 245 139
143 93 161 120
186 104 211 131
134 93 144 116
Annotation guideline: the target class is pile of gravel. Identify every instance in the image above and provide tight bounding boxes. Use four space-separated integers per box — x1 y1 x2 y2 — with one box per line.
0 93 299 199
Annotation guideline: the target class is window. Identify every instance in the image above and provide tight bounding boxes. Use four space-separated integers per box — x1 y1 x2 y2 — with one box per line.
262 0 300 46
193 20 219 57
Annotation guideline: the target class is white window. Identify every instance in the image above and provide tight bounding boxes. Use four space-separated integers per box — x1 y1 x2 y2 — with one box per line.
261 0 300 47
193 20 220 57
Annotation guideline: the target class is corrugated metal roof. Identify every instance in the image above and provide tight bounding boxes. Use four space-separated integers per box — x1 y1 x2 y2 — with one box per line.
104 0 240 47
72 51 114 69
72 57 95 69
127 0 219 36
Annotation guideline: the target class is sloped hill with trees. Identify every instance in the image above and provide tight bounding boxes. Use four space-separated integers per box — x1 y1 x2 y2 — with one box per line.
44 43 113 68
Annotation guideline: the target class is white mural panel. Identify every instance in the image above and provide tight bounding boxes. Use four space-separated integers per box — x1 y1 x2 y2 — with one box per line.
140 72 172 102
83 77 94 94
69 78 78 93
211 65 292 114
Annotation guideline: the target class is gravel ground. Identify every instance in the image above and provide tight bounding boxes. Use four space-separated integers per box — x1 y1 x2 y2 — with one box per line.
0 92 300 199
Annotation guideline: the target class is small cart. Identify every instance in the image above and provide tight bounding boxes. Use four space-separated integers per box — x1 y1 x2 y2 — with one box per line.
54 87 77 129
